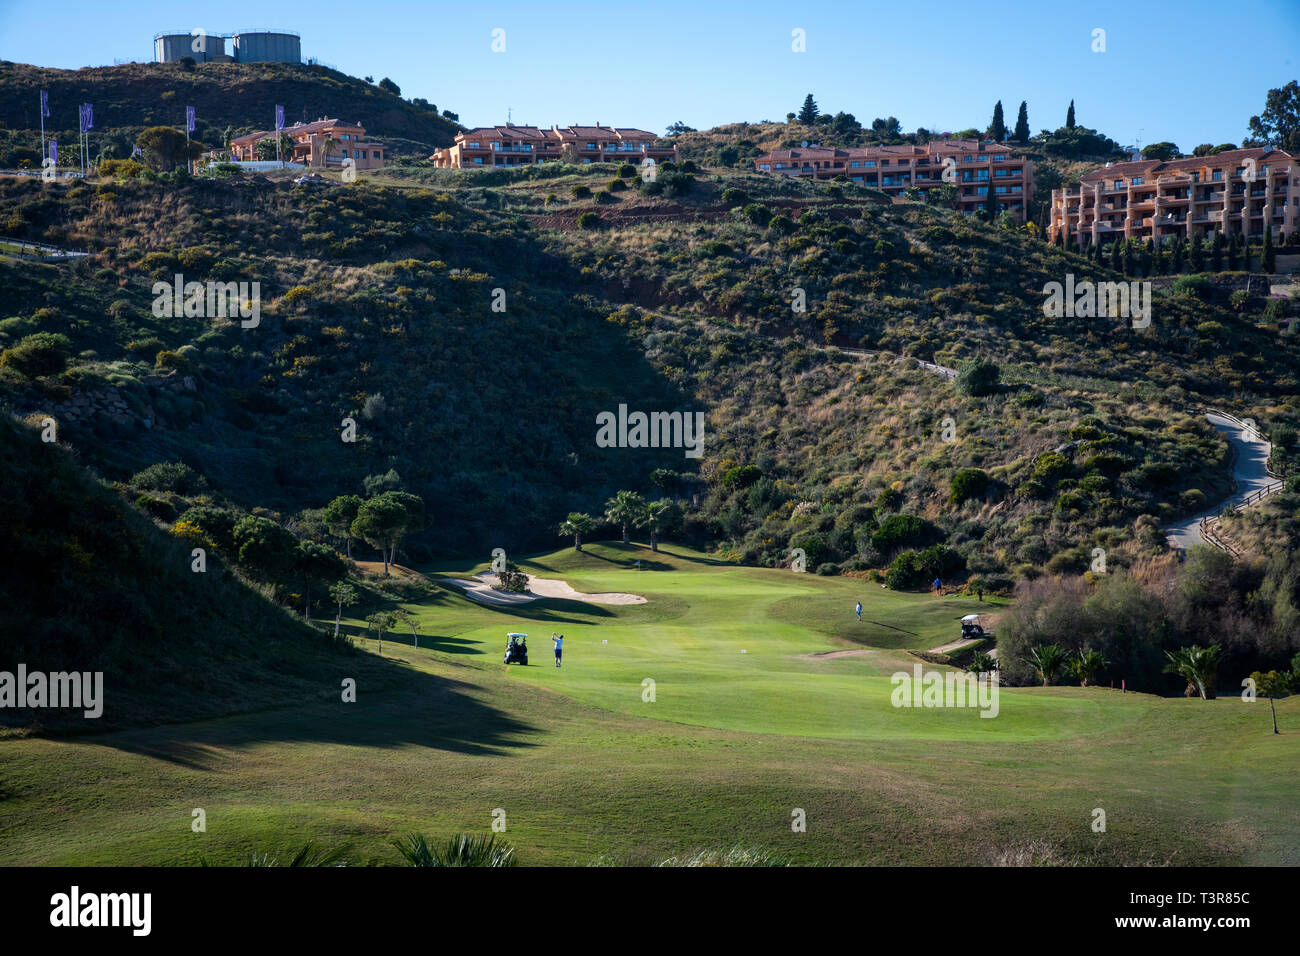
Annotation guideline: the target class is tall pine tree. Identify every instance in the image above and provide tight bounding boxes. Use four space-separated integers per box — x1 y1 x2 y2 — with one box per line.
1263 226 1275 273
798 94 819 125
1066 99 1076 129
989 100 1006 142
1013 101 1030 142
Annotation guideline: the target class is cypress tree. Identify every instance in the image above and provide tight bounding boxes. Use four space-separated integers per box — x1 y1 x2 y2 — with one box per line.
1227 232 1240 270
1263 227 1275 273
1110 237 1122 272
984 180 997 217
1123 240 1136 276
1210 232 1224 271
1172 236 1185 272
1013 101 1030 142
989 100 1007 142
1141 238 1154 276
1243 235 1253 272
1190 235 1205 271
1066 99 1076 129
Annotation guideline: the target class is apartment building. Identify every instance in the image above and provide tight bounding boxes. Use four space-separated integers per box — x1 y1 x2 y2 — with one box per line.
231 119 387 169
751 138 1034 218
1050 146 1299 247
430 123 677 168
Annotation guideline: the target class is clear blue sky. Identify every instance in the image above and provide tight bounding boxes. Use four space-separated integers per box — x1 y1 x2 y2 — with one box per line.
3 0 1297 149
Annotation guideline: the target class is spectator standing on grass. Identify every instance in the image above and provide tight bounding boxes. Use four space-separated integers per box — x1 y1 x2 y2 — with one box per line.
933 577 942 595
855 601 862 622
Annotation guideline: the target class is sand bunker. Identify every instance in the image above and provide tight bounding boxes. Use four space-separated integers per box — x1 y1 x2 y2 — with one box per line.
440 572 646 606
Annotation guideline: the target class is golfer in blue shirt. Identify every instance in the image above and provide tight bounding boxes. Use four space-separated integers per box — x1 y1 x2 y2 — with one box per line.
552 633 563 667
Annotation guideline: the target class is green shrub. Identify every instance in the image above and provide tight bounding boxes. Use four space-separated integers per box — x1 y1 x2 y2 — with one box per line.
741 203 772 227
577 212 601 230
872 514 941 554
956 360 1000 397
132 461 208 495
570 184 591 199
0 332 72 378
949 468 990 504
885 550 925 589
135 494 177 522
720 188 749 207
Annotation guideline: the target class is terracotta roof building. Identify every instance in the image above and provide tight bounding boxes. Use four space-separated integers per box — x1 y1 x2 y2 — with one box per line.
752 138 1033 219
430 123 676 168
1049 146 1299 246
231 118 386 170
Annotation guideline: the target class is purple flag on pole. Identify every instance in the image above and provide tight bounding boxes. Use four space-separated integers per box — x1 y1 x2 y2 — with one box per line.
40 90 49 118
275 105 285 131
49 140 57 165
187 106 196 133
85 103 93 130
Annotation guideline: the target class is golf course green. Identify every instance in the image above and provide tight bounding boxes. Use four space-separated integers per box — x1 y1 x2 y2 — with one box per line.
1 542 1295 866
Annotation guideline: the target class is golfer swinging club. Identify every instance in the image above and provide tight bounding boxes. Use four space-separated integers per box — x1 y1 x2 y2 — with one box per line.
552 632 563 668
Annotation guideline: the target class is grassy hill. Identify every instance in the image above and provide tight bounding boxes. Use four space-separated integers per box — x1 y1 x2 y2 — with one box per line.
0 413 398 733
0 60 460 161
1 542 1295 865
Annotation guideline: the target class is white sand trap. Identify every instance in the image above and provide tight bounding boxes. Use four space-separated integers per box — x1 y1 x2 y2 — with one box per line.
801 648 870 660
440 572 646 606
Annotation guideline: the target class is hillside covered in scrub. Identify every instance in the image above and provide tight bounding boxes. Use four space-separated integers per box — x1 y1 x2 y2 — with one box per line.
2 153 1299 596
0 413 401 733
0 60 461 165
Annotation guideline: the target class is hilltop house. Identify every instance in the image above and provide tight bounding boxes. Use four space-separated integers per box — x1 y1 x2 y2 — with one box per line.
751 138 1033 220
1049 146 1299 247
230 118 386 169
430 123 676 168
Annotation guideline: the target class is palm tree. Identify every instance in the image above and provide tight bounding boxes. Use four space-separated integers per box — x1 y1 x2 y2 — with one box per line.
558 512 595 552
1164 644 1224 700
966 651 999 683
321 136 340 168
1023 644 1066 687
639 499 674 552
604 490 646 545
392 833 516 867
1069 648 1107 687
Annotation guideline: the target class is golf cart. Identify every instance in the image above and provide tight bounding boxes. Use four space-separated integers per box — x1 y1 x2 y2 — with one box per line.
960 614 987 639
504 633 529 665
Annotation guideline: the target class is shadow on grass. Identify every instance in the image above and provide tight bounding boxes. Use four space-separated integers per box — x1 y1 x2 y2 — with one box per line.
81 659 540 771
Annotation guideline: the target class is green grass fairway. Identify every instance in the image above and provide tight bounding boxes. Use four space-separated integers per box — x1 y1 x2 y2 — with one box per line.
2 542 1296 866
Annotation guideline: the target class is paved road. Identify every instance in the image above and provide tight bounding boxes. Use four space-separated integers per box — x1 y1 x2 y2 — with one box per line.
1164 413 1277 552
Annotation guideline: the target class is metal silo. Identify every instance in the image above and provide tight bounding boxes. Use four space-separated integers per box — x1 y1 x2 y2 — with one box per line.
232 31 301 64
155 32 227 62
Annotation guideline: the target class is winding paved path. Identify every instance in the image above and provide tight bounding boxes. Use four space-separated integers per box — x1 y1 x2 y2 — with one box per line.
1164 412 1279 552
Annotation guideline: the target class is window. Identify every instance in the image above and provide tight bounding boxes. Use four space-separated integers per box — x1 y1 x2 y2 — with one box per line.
775 163 785 169
1212 170 1223 181
977 155 987 162
1131 176 1143 185
851 176 863 182
586 143 596 150
473 157 483 164
864 160 876 168
850 161 860 168
760 163 771 171
993 154 1007 161
1114 180 1123 190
